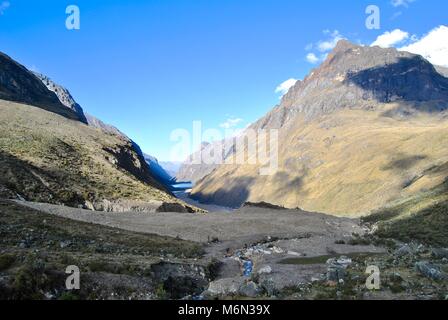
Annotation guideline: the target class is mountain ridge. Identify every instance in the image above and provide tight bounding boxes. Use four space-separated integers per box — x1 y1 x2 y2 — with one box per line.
189 40 448 216
0 51 197 212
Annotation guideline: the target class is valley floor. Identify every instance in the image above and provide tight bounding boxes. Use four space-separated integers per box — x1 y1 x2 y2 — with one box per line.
2 199 446 300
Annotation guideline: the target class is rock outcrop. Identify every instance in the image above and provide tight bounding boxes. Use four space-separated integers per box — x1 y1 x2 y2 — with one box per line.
0 52 85 122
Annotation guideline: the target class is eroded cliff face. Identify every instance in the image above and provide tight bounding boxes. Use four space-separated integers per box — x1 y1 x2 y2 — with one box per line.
190 41 448 216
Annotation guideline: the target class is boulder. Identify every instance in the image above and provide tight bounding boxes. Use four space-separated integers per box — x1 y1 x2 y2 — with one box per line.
205 278 244 297
239 281 262 298
415 261 444 281
431 248 448 259
394 244 414 258
257 265 272 275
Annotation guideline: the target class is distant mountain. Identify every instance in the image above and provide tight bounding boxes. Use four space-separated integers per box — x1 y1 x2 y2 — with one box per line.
159 161 182 178
190 40 448 216
176 139 236 184
144 154 176 188
0 51 197 212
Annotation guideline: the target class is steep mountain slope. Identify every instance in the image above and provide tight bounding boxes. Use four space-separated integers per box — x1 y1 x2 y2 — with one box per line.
0 53 85 123
35 70 184 196
144 154 176 188
34 72 88 123
190 41 448 216
159 161 182 178
0 52 196 212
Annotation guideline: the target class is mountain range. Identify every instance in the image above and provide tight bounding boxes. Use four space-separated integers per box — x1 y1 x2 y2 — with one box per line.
186 40 448 216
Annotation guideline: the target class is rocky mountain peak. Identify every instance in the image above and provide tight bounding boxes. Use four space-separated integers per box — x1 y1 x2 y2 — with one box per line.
332 39 359 53
259 41 448 129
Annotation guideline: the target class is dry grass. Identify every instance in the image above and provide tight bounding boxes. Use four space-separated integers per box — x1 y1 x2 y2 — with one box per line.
192 105 448 216
0 99 182 207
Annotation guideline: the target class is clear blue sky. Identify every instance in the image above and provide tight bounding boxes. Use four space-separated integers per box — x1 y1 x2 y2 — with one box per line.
0 0 446 160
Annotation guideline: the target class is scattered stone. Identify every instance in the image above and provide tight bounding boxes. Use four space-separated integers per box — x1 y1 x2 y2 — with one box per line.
394 244 414 258
206 278 244 297
271 246 284 254
257 265 272 275
415 261 444 281
239 281 262 298
60 240 72 249
259 279 276 296
431 248 448 259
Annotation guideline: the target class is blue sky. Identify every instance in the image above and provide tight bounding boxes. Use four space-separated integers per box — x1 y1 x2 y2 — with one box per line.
0 0 447 160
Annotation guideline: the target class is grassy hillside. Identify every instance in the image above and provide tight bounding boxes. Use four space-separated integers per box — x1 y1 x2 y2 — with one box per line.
363 177 448 246
192 106 448 216
0 199 206 300
0 99 195 211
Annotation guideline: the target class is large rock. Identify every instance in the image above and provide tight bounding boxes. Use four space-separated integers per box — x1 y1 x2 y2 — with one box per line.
415 261 444 281
205 277 245 297
238 281 262 298
431 248 448 259
394 244 415 258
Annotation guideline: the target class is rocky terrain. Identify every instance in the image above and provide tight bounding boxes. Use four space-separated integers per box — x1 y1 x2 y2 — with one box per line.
0 200 207 300
1 200 446 300
34 72 88 124
190 40 448 216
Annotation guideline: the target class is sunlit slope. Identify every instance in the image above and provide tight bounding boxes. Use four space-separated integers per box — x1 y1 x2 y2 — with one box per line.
0 99 191 210
192 106 448 216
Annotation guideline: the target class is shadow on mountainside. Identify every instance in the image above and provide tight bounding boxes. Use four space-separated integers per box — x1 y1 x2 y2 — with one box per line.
191 176 256 208
191 171 309 209
345 56 448 112
363 169 448 246
270 171 309 200
381 154 428 172
0 150 86 206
